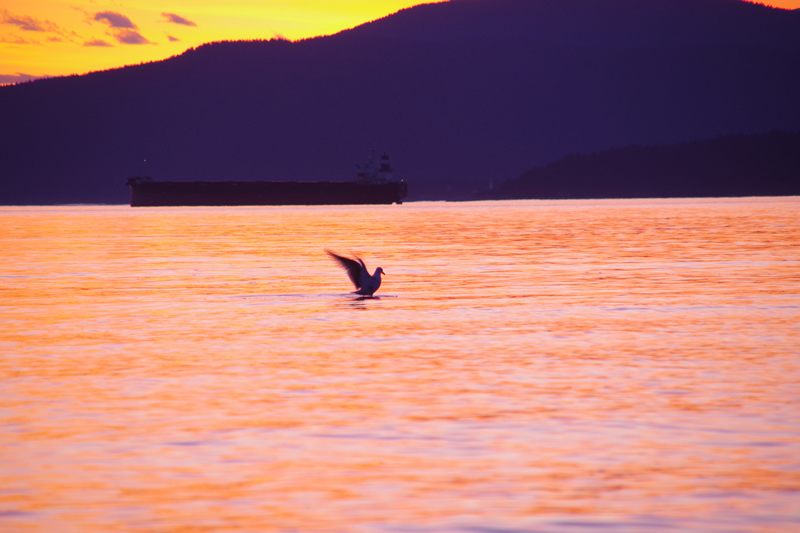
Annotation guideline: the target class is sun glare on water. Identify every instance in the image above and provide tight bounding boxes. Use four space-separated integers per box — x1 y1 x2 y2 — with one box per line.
1 198 799 531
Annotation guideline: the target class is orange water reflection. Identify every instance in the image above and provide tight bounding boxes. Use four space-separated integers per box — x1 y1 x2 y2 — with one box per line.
1 199 799 532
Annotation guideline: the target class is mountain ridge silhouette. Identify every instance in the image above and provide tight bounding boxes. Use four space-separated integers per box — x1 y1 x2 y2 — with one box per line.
1 0 799 204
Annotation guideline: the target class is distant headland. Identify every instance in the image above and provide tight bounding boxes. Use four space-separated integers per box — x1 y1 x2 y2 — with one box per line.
486 130 800 200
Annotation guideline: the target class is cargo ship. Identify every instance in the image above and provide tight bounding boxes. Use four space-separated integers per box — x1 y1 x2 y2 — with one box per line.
127 153 407 207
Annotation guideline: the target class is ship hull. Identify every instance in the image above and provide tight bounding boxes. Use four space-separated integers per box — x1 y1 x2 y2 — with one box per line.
127 180 407 207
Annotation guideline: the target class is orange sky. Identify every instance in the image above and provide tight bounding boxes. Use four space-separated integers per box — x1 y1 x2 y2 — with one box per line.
1 0 798 85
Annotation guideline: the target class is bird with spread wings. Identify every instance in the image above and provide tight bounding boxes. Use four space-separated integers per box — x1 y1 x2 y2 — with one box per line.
326 250 384 296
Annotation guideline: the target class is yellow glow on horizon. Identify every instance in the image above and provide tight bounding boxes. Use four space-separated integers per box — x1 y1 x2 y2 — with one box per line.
2 0 798 85
0 0 442 83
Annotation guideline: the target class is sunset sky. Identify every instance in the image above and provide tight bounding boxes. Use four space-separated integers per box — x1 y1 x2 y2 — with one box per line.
2 0 798 85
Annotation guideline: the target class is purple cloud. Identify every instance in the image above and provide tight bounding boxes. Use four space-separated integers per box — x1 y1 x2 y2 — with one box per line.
84 38 112 47
167 35 180 42
2 10 59 32
162 13 196 27
94 11 137 29
2 12 43 31
114 29 149 45
0 35 39 45
0 72 43 85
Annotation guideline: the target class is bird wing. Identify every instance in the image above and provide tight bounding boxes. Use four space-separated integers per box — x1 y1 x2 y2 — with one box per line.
326 250 365 290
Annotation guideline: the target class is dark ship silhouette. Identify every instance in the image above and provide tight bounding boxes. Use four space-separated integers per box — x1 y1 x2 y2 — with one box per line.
127 152 407 207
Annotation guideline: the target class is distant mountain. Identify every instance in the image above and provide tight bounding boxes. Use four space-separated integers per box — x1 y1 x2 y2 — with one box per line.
348 0 800 49
490 130 800 199
1 0 799 204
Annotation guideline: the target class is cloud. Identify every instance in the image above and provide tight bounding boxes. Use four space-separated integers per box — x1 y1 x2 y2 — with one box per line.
114 29 149 45
0 35 40 45
84 38 112 47
2 11 45 31
167 35 180 42
94 11 137 29
162 13 196 26
90 11 151 44
0 72 44 84
2 10 60 32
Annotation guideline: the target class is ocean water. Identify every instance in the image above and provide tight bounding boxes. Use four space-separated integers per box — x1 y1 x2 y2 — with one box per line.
1 198 799 533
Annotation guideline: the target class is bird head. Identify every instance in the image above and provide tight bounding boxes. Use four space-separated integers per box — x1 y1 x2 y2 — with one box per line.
375 267 385 276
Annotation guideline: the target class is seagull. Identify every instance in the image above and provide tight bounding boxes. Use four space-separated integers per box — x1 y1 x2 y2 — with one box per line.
326 250 384 296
